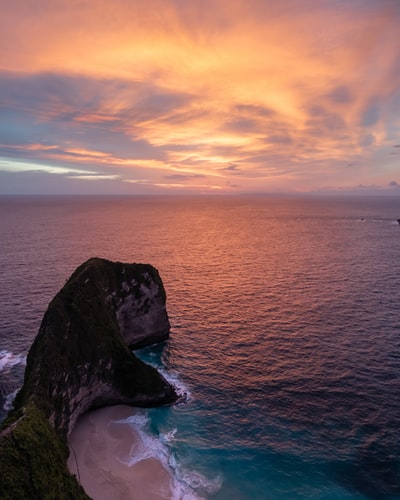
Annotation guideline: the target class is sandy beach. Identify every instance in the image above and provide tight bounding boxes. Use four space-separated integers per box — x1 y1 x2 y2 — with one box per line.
67 405 173 500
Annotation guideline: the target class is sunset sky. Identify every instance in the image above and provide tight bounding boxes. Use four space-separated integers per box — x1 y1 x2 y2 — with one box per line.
1 0 400 195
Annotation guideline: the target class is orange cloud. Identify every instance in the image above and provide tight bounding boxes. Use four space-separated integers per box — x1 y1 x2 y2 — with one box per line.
1 0 399 193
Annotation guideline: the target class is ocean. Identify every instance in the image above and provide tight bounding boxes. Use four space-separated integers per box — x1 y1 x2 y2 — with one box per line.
1 194 400 499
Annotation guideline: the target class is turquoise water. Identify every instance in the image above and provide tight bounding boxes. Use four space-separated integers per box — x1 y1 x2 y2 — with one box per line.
1 194 400 498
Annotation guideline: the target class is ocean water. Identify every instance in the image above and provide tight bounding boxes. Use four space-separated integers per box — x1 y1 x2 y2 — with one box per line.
1 194 400 499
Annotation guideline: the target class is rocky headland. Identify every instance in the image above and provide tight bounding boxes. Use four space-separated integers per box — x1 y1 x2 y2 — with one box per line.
0 258 177 499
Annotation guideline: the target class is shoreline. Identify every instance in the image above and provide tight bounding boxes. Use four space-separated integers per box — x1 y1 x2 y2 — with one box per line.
67 405 173 500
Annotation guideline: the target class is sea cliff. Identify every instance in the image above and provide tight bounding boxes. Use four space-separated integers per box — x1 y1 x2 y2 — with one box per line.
0 258 177 499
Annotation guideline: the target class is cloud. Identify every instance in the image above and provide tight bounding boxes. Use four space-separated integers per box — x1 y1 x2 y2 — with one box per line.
0 168 143 195
222 163 240 171
359 134 376 147
326 86 354 104
0 71 194 135
0 158 97 176
164 173 206 181
0 71 198 174
264 135 293 145
0 0 400 193
305 105 346 132
361 99 381 127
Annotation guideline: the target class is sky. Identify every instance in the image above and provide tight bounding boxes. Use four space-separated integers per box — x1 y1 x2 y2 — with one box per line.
1 0 400 195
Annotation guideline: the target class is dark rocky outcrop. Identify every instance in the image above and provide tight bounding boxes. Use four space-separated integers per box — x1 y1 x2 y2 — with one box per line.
0 258 177 499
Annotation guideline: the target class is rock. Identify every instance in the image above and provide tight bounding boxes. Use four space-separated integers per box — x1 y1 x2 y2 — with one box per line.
0 258 177 499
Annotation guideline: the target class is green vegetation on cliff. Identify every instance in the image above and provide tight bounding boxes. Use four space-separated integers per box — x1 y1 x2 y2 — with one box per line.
0 258 177 498
0 403 89 500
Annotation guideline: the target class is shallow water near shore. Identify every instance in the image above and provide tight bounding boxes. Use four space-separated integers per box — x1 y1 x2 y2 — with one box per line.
68 405 174 500
1 194 400 498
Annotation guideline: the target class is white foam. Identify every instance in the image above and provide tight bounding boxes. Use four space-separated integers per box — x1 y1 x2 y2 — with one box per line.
158 366 193 403
134 348 192 403
140 358 193 403
169 453 223 499
113 411 222 500
127 352 221 497
160 427 177 444
3 389 18 412
114 413 169 467
0 350 26 371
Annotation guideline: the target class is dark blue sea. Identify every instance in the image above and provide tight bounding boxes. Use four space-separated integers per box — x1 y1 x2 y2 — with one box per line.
1 194 400 499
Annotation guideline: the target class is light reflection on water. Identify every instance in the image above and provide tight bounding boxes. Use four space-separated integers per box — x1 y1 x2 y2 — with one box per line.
1 194 400 498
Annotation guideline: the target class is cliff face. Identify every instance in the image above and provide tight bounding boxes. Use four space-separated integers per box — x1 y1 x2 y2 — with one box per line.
0 258 177 499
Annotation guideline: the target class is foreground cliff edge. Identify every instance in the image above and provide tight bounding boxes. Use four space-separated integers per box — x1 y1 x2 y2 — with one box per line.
0 258 178 499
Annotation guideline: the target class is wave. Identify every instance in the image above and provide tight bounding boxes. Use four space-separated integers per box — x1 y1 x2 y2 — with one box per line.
134 347 193 403
127 349 223 497
0 350 26 372
158 366 193 403
114 411 222 500
3 389 18 412
0 351 26 418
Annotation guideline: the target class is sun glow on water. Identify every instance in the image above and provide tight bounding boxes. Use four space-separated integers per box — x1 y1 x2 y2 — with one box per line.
1 195 400 498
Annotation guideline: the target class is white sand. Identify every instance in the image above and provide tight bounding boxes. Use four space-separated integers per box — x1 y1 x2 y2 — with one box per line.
67 405 173 500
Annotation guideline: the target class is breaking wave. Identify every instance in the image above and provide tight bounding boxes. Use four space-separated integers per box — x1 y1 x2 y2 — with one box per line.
115 411 222 500
0 350 26 372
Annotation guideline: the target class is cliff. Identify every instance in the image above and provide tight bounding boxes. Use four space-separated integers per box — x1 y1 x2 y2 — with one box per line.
0 258 177 499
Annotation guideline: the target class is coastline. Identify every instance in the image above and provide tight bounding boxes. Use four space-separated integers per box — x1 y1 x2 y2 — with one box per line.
67 405 173 500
